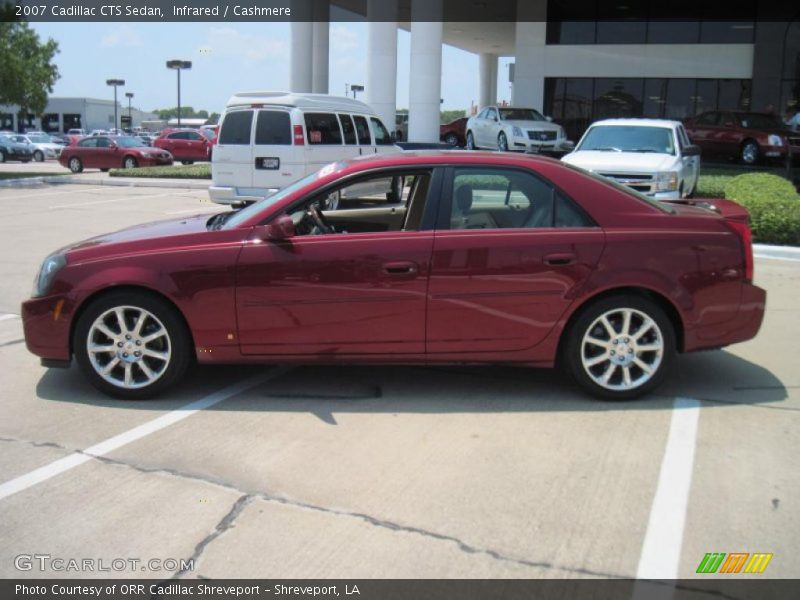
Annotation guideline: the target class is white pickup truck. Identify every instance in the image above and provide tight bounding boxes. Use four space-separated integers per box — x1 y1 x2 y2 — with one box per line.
561 118 700 199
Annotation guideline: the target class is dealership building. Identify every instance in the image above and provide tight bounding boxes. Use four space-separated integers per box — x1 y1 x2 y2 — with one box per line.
290 0 800 141
0 97 157 133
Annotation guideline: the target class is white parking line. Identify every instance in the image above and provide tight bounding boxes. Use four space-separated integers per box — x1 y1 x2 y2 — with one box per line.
48 190 183 209
0 368 288 502
0 186 105 201
636 397 701 579
754 254 800 263
0 314 20 322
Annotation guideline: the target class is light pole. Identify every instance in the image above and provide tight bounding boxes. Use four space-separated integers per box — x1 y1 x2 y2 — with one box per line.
125 92 134 130
350 84 364 99
166 60 192 127
106 79 125 132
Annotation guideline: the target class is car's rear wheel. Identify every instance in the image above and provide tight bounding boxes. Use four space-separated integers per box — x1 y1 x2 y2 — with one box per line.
498 132 509 151
563 295 675 400
73 291 191 399
741 140 760 165
33 150 44 162
68 157 83 173
100 168 110 172
466 131 475 150
123 156 138 169
444 133 459 146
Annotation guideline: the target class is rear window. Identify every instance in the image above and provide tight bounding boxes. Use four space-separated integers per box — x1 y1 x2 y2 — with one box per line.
339 114 357 145
255 110 291 145
305 113 342 145
219 110 253 145
370 117 392 145
353 115 371 145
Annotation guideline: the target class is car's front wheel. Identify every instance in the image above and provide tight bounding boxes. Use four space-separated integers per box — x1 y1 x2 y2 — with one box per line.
741 140 760 165
34 150 44 162
123 156 138 169
498 132 509 151
68 157 83 173
563 295 675 400
73 291 192 399
466 131 475 150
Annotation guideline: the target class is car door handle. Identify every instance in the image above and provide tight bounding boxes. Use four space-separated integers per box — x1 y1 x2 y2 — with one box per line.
543 253 576 266
383 261 418 275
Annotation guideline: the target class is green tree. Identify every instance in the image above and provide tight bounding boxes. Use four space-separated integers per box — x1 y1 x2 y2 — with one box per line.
440 109 467 124
0 21 60 119
152 106 213 121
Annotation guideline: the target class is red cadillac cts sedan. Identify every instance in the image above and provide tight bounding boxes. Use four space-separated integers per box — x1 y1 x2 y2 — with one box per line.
23 152 765 400
58 136 173 172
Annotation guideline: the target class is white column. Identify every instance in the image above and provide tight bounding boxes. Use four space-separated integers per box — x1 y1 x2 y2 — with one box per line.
311 0 329 94
512 1 547 109
366 0 398 134
479 53 498 109
290 22 314 93
408 0 443 143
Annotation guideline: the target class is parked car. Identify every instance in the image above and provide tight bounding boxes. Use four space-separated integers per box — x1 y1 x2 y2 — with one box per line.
561 119 701 200
23 151 764 400
210 92 399 205
0 135 34 163
683 111 800 165
153 128 212 164
67 128 86 136
466 106 571 152
90 129 109 137
58 135 173 172
440 117 468 147
10 133 64 161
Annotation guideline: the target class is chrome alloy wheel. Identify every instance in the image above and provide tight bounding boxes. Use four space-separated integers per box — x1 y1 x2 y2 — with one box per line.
86 306 172 389
580 308 663 392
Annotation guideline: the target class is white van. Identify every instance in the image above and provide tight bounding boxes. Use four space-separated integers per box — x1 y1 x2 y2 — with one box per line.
210 92 399 205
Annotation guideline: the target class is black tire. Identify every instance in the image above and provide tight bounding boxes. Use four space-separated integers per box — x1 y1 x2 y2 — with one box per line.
466 131 476 150
498 132 508 152
21 159 30 163
741 140 760 166
562 294 676 401
181 160 194 165
73 291 192 400
68 156 83 173
444 133 459 146
33 150 44 162
123 156 138 169
0 149 6 163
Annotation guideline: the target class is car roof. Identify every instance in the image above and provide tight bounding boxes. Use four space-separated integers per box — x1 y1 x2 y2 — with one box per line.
589 118 681 128
334 150 562 174
226 91 374 113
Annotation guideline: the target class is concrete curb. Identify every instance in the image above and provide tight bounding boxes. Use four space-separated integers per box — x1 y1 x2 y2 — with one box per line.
753 244 800 262
0 175 209 190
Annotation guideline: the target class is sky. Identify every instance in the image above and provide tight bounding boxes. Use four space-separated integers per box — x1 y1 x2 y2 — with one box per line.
30 21 514 116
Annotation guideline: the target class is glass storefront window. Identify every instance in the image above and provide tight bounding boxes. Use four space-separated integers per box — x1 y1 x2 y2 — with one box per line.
593 79 644 120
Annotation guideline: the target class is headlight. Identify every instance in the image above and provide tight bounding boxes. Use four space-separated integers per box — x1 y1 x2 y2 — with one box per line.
655 171 679 192
512 126 524 137
32 254 66 298
768 134 784 146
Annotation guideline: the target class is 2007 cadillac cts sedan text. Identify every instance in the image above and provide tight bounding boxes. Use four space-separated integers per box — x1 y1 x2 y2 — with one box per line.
22 152 766 400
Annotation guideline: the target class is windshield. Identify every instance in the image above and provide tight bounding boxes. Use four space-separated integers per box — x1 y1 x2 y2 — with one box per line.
736 113 784 130
498 108 545 122
221 171 322 230
577 125 676 155
117 136 146 148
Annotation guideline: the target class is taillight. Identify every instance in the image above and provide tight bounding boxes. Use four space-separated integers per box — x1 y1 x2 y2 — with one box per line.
293 125 305 145
727 220 753 282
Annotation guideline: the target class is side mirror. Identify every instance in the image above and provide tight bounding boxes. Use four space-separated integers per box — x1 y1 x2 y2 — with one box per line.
683 145 701 157
264 214 295 240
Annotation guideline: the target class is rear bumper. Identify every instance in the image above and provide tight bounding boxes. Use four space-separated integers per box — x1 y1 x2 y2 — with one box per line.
21 295 73 362
685 283 766 352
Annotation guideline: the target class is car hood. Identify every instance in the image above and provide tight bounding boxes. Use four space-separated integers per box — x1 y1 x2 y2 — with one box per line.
60 213 226 260
561 150 678 173
501 119 561 132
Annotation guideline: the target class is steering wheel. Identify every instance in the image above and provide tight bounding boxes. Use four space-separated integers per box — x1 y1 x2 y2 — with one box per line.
306 204 334 234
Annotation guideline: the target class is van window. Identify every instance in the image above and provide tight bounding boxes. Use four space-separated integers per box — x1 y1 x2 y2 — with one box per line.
305 113 342 145
255 110 291 145
370 117 392 145
353 115 371 145
338 114 357 145
219 110 253 145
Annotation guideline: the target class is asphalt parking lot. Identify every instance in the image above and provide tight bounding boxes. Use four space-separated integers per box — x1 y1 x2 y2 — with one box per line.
0 183 797 580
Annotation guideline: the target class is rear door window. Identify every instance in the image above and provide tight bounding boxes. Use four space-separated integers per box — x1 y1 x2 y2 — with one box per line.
219 110 253 145
304 113 342 144
353 115 371 145
370 117 392 145
339 114 357 145
255 110 291 145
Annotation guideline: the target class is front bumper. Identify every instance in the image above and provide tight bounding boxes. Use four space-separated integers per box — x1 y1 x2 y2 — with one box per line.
763 143 800 159
21 294 73 362
511 139 573 153
140 155 174 166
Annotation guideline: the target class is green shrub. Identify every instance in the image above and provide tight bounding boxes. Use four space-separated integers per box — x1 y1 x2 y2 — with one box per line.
724 173 800 246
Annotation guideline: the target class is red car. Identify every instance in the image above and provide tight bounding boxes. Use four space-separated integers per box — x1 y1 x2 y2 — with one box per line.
440 117 468 147
684 111 800 165
23 152 765 400
59 136 173 172
153 128 212 164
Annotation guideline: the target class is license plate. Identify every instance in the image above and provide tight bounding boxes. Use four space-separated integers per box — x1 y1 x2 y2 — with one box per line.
256 157 280 170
